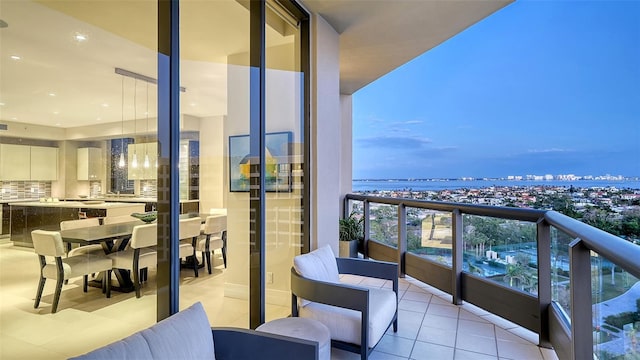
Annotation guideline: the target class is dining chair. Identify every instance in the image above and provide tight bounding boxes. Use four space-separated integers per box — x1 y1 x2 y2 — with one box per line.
108 223 157 298
32 229 113 313
102 215 144 225
196 215 227 274
61 218 103 257
179 217 201 278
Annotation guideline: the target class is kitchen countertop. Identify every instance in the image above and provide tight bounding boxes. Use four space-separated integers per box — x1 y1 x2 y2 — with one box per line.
8 201 146 209
66 197 199 203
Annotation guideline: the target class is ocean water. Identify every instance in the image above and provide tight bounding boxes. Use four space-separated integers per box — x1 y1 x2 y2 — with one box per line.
353 179 640 192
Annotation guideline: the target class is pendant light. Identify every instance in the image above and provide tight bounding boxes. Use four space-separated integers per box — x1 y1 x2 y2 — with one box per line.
143 82 150 168
131 79 138 168
118 76 125 168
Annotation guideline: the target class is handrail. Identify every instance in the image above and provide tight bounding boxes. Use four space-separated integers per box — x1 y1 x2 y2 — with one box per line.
345 193 545 222
544 211 640 279
345 193 640 278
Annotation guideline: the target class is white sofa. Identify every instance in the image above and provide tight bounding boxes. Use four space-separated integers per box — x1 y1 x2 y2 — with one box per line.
69 302 319 360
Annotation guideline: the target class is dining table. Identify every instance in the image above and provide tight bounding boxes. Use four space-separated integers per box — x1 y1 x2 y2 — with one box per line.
59 213 211 293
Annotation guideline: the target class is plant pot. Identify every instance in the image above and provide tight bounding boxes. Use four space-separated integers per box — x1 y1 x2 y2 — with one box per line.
339 239 358 258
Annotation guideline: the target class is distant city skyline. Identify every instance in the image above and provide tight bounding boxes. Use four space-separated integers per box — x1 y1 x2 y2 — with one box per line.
353 1 640 180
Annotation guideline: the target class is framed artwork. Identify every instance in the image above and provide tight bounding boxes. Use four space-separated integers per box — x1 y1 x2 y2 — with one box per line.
229 131 292 192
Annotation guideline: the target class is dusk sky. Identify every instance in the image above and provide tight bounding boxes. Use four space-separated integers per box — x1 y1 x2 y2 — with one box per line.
353 1 640 180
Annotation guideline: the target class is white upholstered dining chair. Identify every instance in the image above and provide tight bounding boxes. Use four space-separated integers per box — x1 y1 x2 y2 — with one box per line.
108 223 157 298
61 218 103 257
179 217 201 278
32 229 113 313
196 215 227 273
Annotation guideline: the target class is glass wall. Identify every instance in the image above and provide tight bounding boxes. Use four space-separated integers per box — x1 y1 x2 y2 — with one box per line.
462 215 538 294
177 0 251 328
1 2 308 357
264 0 306 322
407 209 453 266
0 0 158 358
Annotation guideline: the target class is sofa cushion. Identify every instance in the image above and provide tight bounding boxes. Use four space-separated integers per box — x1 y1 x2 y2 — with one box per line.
69 302 215 360
298 287 396 348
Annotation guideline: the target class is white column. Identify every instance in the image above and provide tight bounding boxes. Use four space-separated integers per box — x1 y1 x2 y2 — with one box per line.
311 14 341 254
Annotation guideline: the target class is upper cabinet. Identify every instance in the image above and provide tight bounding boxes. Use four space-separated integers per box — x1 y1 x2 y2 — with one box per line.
77 147 104 181
30 146 58 180
0 144 58 181
127 142 157 180
0 144 31 180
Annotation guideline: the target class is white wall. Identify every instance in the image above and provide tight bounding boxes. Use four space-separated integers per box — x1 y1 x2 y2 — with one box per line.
311 14 341 255
198 115 226 212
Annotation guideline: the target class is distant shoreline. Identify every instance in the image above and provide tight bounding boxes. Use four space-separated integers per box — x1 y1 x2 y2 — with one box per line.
352 178 640 192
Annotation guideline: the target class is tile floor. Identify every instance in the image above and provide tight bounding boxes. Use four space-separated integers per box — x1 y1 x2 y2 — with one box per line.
0 241 559 360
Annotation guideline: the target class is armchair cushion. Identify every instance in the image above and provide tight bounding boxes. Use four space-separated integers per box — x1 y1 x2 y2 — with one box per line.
298 287 396 347
293 245 339 284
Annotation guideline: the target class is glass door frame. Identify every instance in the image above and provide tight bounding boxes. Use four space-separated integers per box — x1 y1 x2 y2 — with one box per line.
155 0 310 327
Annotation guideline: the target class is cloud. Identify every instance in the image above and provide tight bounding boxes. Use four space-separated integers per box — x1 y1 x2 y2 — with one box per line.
357 136 432 149
525 148 572 154
389 120 424 126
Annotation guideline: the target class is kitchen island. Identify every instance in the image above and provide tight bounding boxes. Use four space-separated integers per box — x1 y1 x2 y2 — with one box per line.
9 201 145 247
65 197 199 213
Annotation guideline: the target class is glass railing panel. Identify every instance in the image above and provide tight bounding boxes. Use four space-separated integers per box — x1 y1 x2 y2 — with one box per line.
406 209 452 267
462 215 538 294
551 226 573 319
369 203 398 247
592 253 640 360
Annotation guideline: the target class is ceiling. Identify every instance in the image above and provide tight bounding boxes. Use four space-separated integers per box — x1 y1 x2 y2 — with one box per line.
303 0 512 94
0 0 511 131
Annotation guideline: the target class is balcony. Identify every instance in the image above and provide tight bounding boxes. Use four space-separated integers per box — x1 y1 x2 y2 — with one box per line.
344 193 640 360
0 193 637 359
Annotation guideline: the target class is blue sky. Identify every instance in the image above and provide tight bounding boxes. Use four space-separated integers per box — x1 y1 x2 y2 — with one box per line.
353 1 640 180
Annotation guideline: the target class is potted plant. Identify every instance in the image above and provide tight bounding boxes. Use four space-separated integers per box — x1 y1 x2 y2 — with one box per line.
339 211 363 258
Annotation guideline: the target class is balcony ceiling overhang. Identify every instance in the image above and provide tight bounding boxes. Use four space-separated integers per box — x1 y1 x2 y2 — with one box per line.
303 0 513 95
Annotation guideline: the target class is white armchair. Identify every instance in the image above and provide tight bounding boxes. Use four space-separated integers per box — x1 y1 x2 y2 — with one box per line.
290 245 398 360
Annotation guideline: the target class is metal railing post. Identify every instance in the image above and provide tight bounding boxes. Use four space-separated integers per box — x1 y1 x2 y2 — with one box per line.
363 200 370 259
397 203 406 278
452 209 463 305
537 219 552 348
569 238 593 360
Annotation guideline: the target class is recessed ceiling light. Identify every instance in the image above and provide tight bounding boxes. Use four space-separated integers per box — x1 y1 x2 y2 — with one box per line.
49 93 56 97
190 103 196 107
11 117 17 120
53 111 59 115
10 55 21 60
96 117 102 121
74 32 88 42
55 123 61 126
102 103 109 107
0 102 5 106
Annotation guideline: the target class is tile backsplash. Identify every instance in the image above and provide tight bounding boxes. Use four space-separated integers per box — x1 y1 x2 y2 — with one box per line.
0 181 51 201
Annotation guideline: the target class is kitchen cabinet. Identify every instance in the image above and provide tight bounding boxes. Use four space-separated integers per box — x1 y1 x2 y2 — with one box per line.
0 144 57 180
179 140 199 200
30 146 58 180
0 144 31 180
127 142 157 180
77 147 104 180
